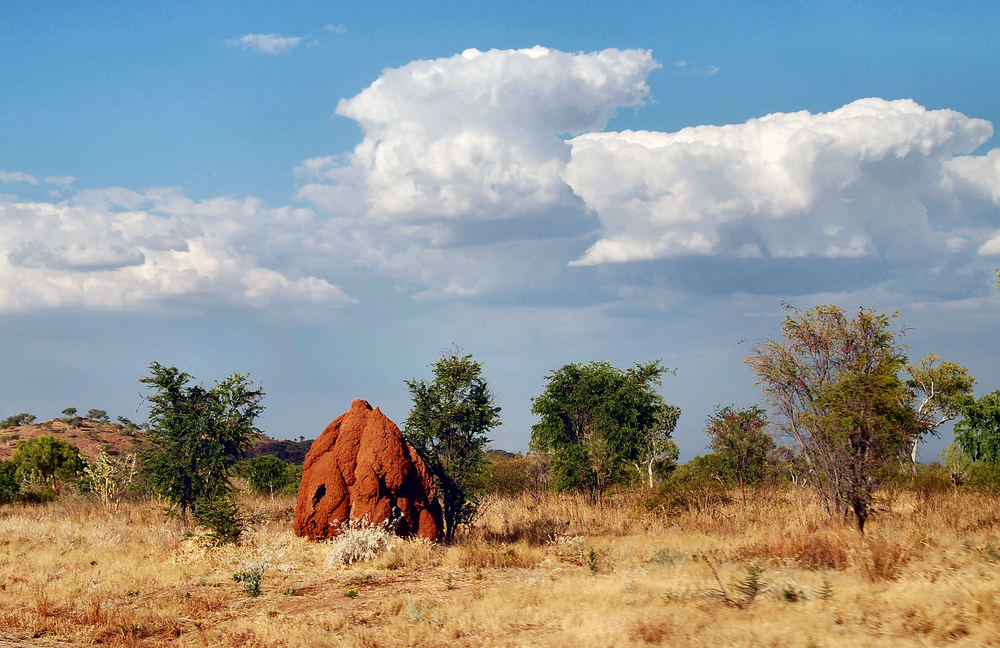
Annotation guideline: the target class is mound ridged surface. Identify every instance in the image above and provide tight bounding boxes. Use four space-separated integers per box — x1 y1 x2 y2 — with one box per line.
294 399 443 541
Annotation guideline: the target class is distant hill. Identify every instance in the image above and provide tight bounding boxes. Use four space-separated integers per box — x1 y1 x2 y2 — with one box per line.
247 435 313 464
0 419 314 465
0 418 143 462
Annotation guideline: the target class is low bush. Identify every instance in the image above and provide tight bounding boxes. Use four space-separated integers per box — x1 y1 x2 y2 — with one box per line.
0 461 20 504
482 453 550 498
236 456 301 497
737 528 851 570
192 495 244 545
965 461 1000 493
233 564 265 596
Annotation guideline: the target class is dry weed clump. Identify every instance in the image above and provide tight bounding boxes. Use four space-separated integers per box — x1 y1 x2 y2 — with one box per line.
324 517 400 567
737 527 852 569
458 542 541 569
863 536 912 581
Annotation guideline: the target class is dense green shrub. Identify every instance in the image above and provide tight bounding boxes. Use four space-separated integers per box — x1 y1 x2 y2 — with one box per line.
0 461 19 504
530 360 677 500
648 453 734 514
236 455 300 497
965 461 1000 493
482 453 550 497
404 350 501 543
193 494 244 545
11 435 84 492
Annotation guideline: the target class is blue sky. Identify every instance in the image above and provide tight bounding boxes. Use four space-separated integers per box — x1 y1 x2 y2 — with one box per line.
1 2 999 460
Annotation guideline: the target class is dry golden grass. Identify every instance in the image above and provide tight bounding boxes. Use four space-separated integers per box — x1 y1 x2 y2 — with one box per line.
1 486 1000 647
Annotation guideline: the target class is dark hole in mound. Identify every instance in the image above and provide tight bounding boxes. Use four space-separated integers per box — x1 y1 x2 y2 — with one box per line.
312 484 326 506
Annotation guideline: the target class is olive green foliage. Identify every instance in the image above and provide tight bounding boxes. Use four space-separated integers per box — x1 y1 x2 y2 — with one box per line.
140 362 265 524
405 351 501 543
237 455 300 497
60 407 83 426
635 405 681 489
11 434 84 492
671 452 733 485
706 405 774 504
904 354 975 481
746 305 914 533
482 453 551 497
193 494 245 545
955 390 1000 464
0 413 35 429
530 360 675 500
87 409 109 421
656 453 733 513
767 445 810 486
0 461 20 504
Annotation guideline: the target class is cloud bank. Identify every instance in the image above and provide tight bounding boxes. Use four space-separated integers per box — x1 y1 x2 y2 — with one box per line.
0 189 352 311
4 47 1000 312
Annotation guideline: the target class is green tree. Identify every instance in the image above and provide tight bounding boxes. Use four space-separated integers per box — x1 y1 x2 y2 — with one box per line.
404 351 501 543
954 390 1000 464
811 371 915 532
87 409 109 422
746 305 914 533
238 455 296 497
904 354 975 483
61 407 77 417
706 405 774 506
530 360 675 500
0 413 35 429
11 435 84 493
0 461 21 504
140 362 265 524
634 405 681 489
116 416 140 434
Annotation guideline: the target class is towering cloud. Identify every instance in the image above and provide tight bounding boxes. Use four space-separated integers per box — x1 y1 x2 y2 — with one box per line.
299 46 658 223
564 99 994 265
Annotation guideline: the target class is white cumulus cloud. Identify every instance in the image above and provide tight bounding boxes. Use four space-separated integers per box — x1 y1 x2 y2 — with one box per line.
227 33 303 54
945 148 1000 205
302 46 658 223
563 98 994 265
0 188 353 312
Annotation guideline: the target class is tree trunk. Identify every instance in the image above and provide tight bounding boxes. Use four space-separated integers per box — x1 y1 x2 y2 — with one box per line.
738 472 746 510
852 499 867 535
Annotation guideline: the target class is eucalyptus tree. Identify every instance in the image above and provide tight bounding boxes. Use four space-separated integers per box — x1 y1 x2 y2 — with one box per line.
746 305 914 533
530 360 678 500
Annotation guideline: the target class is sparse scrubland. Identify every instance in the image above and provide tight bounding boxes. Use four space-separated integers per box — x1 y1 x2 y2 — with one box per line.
1 309 997 646
1 483 999 647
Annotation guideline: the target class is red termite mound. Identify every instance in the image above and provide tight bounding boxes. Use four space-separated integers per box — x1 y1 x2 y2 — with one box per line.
294 399 444 542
